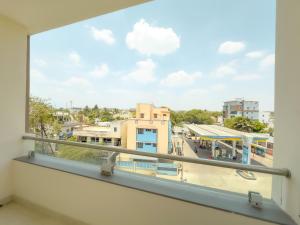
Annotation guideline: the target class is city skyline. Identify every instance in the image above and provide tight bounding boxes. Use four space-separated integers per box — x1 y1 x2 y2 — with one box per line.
30 0 276 111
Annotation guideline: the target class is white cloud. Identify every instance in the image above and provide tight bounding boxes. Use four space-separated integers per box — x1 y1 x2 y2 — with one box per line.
63 76 92 88
90 26 115 45
126 19 180 56
210 83 226 92
245 51 265 59
91 64 109 78
218 41 245 54
233 73 261 81
160 70 202 87
260 54 275 68
122 59 156 83
184 88 209 98
69 51 81 65
33 59 47 67
213 61 237 78
31 69 46 81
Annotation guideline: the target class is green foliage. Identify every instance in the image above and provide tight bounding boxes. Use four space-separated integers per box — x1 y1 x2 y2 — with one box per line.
224 116 267 133
29 97 61 136
79 106 115 124
56 145 108 164
171 109 219 126
67 135 77 142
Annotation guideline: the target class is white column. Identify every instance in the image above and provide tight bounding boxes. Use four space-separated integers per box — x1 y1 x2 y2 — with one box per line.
211 141 216 158
232 141 236 157
274 3 300 223
247 143 251 165
0 16 27 200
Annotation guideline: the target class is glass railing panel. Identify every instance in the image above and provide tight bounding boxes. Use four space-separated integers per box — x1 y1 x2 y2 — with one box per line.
25 137 285 200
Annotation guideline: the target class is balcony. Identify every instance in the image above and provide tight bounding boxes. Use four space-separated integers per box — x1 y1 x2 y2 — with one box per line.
1 1 300 225
0 135 293 225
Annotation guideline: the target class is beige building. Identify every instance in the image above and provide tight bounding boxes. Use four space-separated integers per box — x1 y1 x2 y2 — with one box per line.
122 103 172 155
73 121 124 146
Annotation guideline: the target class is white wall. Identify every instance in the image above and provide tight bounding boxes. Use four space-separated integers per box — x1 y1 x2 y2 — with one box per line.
273 1 300 224
13 161 274 225
0 15 27 201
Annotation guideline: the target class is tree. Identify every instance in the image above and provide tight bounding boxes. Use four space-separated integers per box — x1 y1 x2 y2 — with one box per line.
93 104 99 110
170 109 217 126
29 97 59 137
29 97 61 154
224 116 267 133
251 120 267 133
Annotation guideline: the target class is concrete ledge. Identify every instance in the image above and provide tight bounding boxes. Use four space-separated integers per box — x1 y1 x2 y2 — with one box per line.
14 154 297 225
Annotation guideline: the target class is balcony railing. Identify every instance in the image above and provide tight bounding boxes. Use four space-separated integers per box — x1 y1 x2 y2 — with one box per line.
22 135 290 177
15 134 296 225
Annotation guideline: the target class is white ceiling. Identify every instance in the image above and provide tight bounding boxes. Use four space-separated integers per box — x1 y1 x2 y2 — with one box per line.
0 0 149 34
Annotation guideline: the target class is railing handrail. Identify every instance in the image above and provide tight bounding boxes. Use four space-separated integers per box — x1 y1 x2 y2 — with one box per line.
22 135 291 177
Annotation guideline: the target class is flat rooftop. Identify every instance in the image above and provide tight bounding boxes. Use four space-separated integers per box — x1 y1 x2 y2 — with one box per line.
185 124 269 141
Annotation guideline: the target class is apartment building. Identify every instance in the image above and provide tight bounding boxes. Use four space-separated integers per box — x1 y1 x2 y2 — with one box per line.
260 111 275 128
73 121 124 146
123 103 172 154
223 98 259 120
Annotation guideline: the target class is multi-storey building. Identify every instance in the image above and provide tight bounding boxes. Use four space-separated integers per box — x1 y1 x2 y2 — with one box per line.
122 103 172 154
223 98 259 120
260 111 275 128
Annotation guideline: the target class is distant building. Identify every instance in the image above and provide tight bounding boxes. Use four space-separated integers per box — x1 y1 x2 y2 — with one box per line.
54 111 70 122
59 121 82 139
123 103 172 154
73 121 124 146
223 98 259 120
260 111 275 128
69 107 82 114
112 110 133 120
172 126 188 136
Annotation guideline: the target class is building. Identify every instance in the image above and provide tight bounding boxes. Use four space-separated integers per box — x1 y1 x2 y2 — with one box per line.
223 98 259 120
260 111 275 128
73 121 124 146
54 111 70 123
123 103 172 154
112 109 133 120
59 121 82 139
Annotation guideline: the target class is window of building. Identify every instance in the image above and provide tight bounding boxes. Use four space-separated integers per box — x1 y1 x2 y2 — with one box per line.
153 129 157 133
137 142 143 148
153 143 157 147
140 113 144 118
145 143 152 146
114 127 117 132
79 136 87 143
137 128 144 134
103 138 112 143
146 129 152 132
154 113 158 118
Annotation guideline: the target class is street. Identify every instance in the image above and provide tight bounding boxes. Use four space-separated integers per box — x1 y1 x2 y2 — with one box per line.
158 136 273 198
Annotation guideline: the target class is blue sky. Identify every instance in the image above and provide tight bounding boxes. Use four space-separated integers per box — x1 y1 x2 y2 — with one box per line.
30 0 276 111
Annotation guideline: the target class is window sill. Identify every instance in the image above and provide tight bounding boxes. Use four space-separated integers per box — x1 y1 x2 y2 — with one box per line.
14 154 296 225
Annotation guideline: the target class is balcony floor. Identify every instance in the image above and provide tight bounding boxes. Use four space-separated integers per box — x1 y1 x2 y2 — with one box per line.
0 202 80 225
